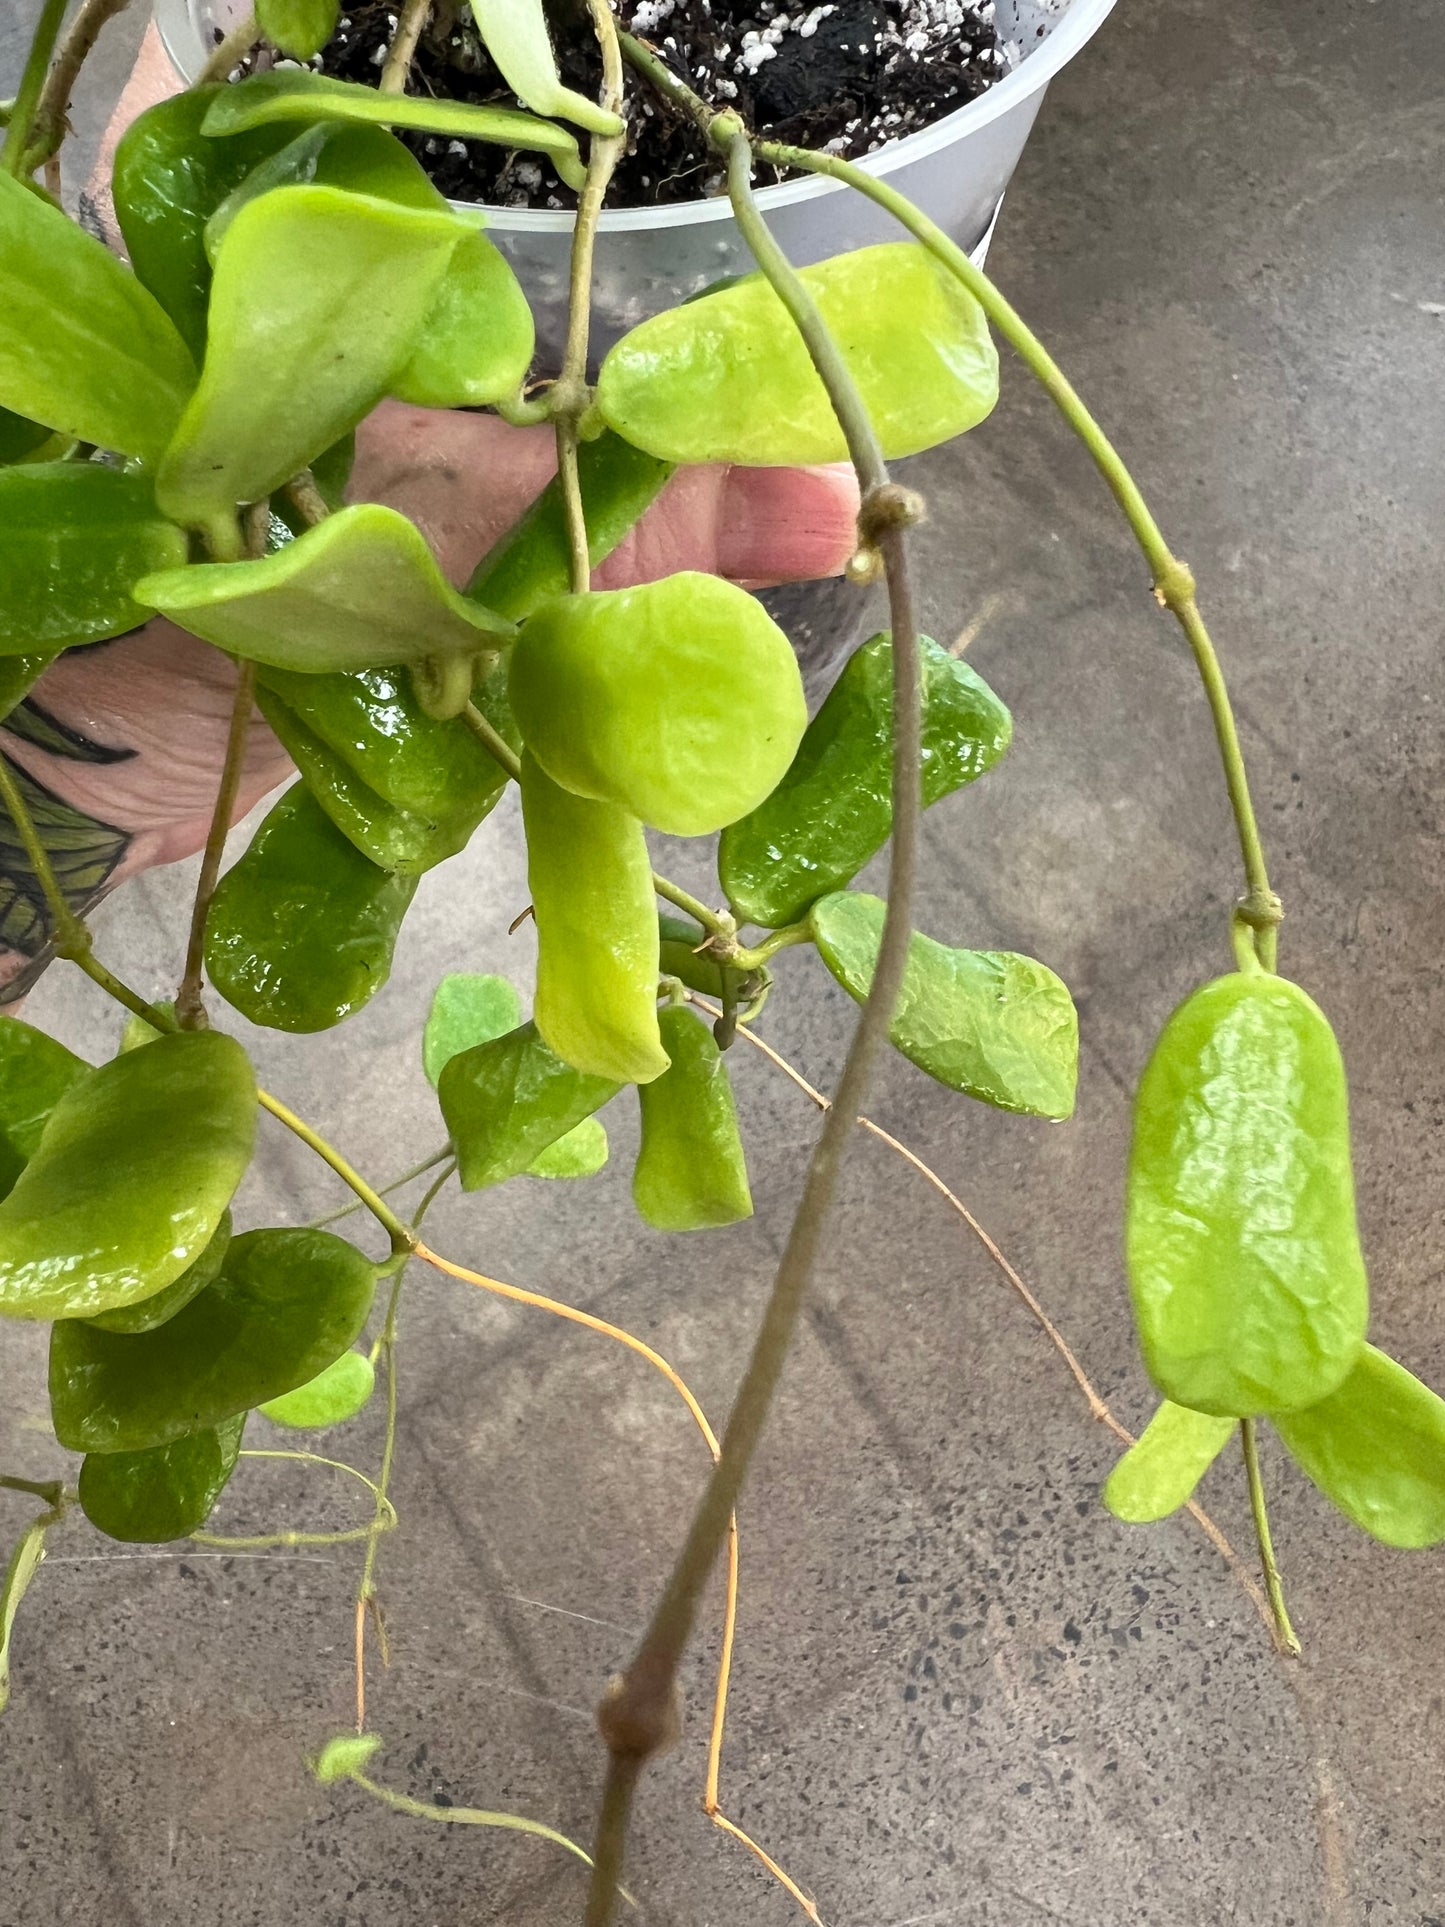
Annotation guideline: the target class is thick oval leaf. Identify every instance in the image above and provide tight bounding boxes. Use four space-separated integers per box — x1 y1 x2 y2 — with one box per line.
520 752 668 1084
1273 1345 1445 1548
0 465 187 656
0 1032 256 1322
0 1015 88 1203
469 0 624 134
424 973 523 1087
720 632 1013 928
439 1018 620 1191
1127 972 1368 1418
0 170 195 461
140 503 513 671
49 1228 377 1452
260 1349 375 1428
468 431 672 622
1102 1402 1236 1524
257 0 339 58
634 1006 752 1231
85 1211 232 1335
206 785 418 1033
155 186 462 543
811 892 1077 1119
657 914 732 1000
598 242 998 465
201 68 586 191
78 1415 245 1544
510 574 806 836
112 88 299 360
525 1115 608 1179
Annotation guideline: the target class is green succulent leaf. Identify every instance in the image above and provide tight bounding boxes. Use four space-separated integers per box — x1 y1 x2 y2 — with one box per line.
1272 1344 1445 1548
634 1006 752 1231
310 1731 384 1783
439 1018 620 1191
1127 972 1369 1418
77 1415 246 1544
205 785 418 1033
598 242 998 465
201 67 586 191
810 892 1078 1119
84 1211 232 1335
0 1513 50 1714
525 1115 609 1179
112 88 300 359
0 465 187 657
140 504 513 672
720 632 1013 928
0 1032 256 1322
49 1227 378 1453
657 915 732 1000
0 1015 88 1203
0 169 195 460
259 1349 375 1428
118 1000 177 1053
155 185 464 544
1102 1402 1237 1524
0 654 56 724
469 0 625 134
256 0 339 59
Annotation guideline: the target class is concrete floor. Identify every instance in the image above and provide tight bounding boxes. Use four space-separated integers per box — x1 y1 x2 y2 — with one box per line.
3 0 1445 1921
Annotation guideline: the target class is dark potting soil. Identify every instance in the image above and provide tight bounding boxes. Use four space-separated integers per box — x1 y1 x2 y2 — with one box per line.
243 0 1012 208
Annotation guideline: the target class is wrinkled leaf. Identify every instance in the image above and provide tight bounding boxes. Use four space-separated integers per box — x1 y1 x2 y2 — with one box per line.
439 1018 620 1191
201 68 586 191
810 892 1077 1119
257 0 339 59
0 465 188 656
634 1006 752 1231
260 1349 375 1428
598 242 997 465
520 752 668 1084
0 1032 256 1322
140 503 513 672
469 0 624 134
50 1227 377 1452
311 1731 383 1783
1102 1402 1236 1524
206 785 418 1033
720 632 1012 928
85 1211 232 1335
155 186 462 543
0 169 195 460
1127 972 1368 1417
78 1415 246 1544
0 1015 88 1203
1273 1344 1445 1548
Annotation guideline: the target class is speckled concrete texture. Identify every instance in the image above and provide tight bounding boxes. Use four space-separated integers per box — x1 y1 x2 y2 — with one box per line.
2 0 1443 1922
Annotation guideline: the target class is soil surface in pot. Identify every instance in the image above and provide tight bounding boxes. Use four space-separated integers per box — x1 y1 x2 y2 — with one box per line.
254 0 1012 208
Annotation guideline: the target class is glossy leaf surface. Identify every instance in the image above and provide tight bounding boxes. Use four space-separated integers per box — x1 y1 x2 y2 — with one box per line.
86 1210 232 1335
1127 972 1368 1417
0 1032 256 1322
469 0 624 133
0 1015 87 1203
439 1018 620 1191
0 465 188 656
155 186 461 538
811 892 1078 1119
141 503 512 671
0 654 55 724
0 169 195 461
260 1349 375 1428
720 632 1012 928
50 1228 377 1452
1102 1402 1236 1524
112 88 297 358
257 0 339 58
520 752 668 1084
201 68 586 190
468 431 672 622
78 1415 245 1544
510 573 806 836
206 785 417 1033
598 242 997 465
634 1006 752 1231
1273 1344 1445 1547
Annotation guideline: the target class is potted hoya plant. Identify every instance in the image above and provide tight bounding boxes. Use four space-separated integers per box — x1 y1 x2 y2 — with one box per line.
1 0 1442 1920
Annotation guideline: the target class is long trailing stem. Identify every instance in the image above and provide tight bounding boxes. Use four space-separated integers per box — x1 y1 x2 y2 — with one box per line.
379 0 432 93
1240 1419 1300 1657
177 658 257 1028
583 113 922 1927
0 0 67 176
21 0 133 174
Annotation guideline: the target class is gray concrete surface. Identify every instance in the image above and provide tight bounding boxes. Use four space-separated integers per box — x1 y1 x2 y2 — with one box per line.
3 0 1445 1921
